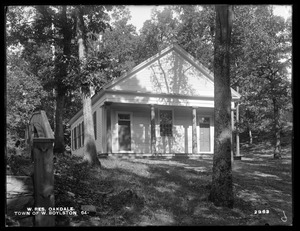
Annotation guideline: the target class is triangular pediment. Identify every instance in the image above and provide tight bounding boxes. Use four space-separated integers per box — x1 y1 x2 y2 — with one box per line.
69 45 241 125
106 44 240 99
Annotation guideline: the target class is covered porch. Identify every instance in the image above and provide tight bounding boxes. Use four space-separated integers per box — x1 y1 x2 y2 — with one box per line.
100 100 216 156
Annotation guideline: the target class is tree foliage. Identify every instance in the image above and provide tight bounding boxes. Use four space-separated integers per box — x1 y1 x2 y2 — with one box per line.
6 5 114 155
102 6 139 75
230 6 292 157
6 44 47 150
6 5 292 159
174 5 215 70
137 6 215 70
136 6 291 153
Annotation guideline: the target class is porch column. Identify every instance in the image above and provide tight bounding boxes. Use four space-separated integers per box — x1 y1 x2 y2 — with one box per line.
192 107 197 154
150 104 156 154
105 102 112 154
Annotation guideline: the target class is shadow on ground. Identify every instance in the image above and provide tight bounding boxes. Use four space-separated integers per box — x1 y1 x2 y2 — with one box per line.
67 143 291 226
6 144 292 226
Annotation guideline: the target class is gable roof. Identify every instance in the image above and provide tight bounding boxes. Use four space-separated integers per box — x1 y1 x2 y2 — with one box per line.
103 43 240 97
104 44 214 89
69 44 241 125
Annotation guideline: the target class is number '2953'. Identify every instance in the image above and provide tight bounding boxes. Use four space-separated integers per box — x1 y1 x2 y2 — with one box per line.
254 209 269 214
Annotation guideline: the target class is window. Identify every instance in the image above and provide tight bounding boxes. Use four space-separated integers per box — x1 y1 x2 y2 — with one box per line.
71 129 74 151
74 126 77 150
78 124 81 148
118 114 130 120
93 111 97 140
73 122 85 149
81 121 84 145
76 125 79 149
200 117 210 124
159 110 173 137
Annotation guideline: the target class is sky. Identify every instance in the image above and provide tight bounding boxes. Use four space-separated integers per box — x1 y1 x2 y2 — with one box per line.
127 5 292 33
127 5 162 32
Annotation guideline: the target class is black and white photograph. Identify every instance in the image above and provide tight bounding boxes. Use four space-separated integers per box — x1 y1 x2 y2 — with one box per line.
5 4 292 226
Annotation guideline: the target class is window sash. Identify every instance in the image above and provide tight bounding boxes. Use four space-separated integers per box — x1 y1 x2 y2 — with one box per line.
71 129 74 151
118 113 130 121
74 127 77 149
78 124 81 148
81 122 84 145
93 111 97 140
159 110 173 137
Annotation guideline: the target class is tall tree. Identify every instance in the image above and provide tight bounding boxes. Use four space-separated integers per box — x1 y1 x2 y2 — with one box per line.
7 5 113 161
209 5 234 208
230 6 292 157
137 5 215 70
102 6 139 77
137 7 179 62
6 44 47 151
74 5 113 166
75 6 97 166
173 5 215 70
7 6 77 153
53 6 72 153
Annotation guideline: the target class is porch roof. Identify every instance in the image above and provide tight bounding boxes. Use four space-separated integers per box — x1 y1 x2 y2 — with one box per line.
68 89 236 126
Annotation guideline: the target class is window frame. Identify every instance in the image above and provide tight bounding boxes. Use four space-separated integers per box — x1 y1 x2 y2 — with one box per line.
93 111 97 140
197 114 213 153
78 124 81 148
81 121 84 146
71 129 74 151
158 108 174 137
116 111 133 153
74 126 77 150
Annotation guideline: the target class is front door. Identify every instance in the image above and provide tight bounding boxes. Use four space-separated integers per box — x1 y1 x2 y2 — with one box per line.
118 113 131 151
199 117 210 152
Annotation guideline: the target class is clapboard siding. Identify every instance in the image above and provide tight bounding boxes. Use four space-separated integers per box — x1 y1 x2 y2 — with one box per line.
71 118 84 157
132 109 151 153
68 44 240 156
156 107 193 154
109 105 151 153
96 107 102 153
105 92 214 108
173 107 193 153
71 106 103 156
110 50 214 97
103 104 215 154
71 103 214 155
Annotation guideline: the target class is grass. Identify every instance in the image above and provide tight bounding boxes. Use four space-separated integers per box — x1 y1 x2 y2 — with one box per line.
6 142 292 226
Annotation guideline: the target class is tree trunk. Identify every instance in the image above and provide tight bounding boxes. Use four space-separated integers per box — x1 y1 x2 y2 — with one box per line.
82 88 100 165
53 6 73 154
53 6 69 154
76 6 100 166
273 98 281 159
248 126 253 145
209 5 234 208
53 91 65 153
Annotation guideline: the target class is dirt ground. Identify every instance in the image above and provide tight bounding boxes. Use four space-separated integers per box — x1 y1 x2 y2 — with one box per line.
6 143 292 226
